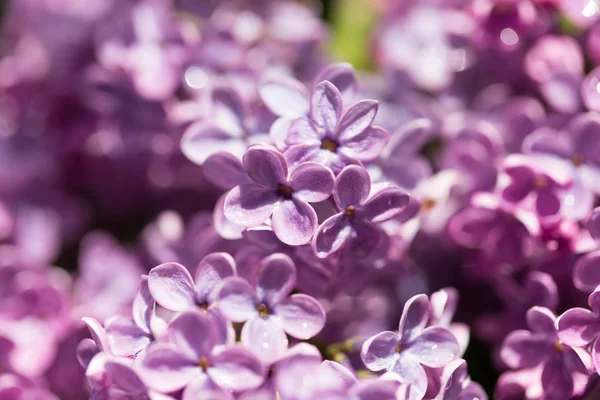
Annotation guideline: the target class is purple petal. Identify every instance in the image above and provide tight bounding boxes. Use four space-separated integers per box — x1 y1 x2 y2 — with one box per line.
389 354 428 399
347 219 382 259
213 193 245 240
573 250 600 291
216 277 258 323
340 126 389 162
270 117 295 150
311 213 351 258
589 207 600 242
203 152 249 190
310 81 343 133
105 360 146 395
357 185 410 223
224 183 277 227
526 307 558 335
440 359 468 400
167 311 216 360
182 375 232 400
243 145 287 187
195 252 237 303
523 127 572 159
582 67 600 113
259 77 310 118
105 316 151 357
313 63 357 99
502 179 534 204
288 162 334 203
148 263 196 312
500 330 550 369
181 124 246 165
382 156 433 190
350 380 400 400
557 308 600 347
589 288 600 314
430 287 459 327
387 118 433 158
76 339 99 369
271 198 318 246
255 253 296 304
82 317 111 354
209 346 266 391
211 85 247 135
138 344 198 393
564 346 591 375
593 338 600 373
274 294 325 339
133 276 153 335
207 307 236 346
360 331 400 371
569 113 600 165
285 118 321 146
399 294 430 343
241 316 289 364
404 327 459 367
536 188 561 217
541 356 574 400
337 100 378 142
333 165 371 209
525 271 558 311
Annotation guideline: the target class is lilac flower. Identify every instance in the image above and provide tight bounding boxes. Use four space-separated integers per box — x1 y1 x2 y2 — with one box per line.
224 144 334 245
284 81 389 174
312 165 411 258
138 311 265 395
500 154 572 218
216 253 326 363
438 359 488 400
361 294 460 398
500 307 591 400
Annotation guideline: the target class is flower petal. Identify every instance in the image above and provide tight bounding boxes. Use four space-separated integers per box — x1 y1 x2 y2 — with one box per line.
274 294 325 339
311 213 352 258
181 123 246 165
272 198 318 246
589 207 600 242
209 346 266 391
182 375 232 400
167 311 216 360
255 253 296 304
340 126 389 162
557 308 600 347
386 118 433 158
133 276 153 335
216 277 258 323
398 294 430 342
259 77 310 118
241 316 289 364
333 165 371 209
285 118 321 146
389 354 428 398
138 344 198 393
526 306 558 335
224 183 277 227
337 100 378 142
195 252 237 303
213 193 245 240
148 262 196 312
105 316 151 357
82 317 111 354
105 359 146 395
357 185 410 223
288 162 334 203
500 330 550 369
573 250 600 291
203 152 249 190
360 331 400 372
404 327 459 367
243 145 287 187
541 356 574 400
314 62 356 99
310 81 343 133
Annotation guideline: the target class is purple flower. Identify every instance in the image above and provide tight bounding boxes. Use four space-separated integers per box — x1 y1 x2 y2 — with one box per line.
312 165 410 259
500 307 591 400
501 154 572 218
224 144 334 245
438 359 488 400
558 288 600 372
138 311 265 395
216 253 326 363
284 81 389 174
360 294 460 398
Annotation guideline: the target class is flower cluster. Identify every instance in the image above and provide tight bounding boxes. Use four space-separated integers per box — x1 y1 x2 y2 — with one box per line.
2 0 600 399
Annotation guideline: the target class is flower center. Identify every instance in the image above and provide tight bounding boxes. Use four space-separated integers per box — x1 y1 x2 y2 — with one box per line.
533 175 547 190
321 138 339 153
395 343 402 353
344 206 355 217
571 154 584 167
278 184 293 199
553 341 565 353
198 356 210 372
421 197 436 211
257 303 270 318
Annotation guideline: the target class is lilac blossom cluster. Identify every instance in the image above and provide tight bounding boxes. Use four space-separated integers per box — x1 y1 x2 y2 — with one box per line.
1 0 600 399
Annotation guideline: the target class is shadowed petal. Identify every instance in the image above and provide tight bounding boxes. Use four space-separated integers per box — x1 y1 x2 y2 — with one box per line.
536 188 561 217
340 126 389 162
285 118 321 146
138 344 198 393
148 263 195 312
241 316 289 364
440 359 468 400
541 356 573 400
203 152 249 190
501 330 550 369
209 346 266 391
589 208 600 241
255 253 296 304
311 213 352 258
398 294 430 343
338 100 378 142
195 253 237 303
105 360 146 395
243 145 287 187
573 250 600 291
386 118 433 158
314 62 356 99
224 183 277 227
390 354 428 398
260 77 309 118
361 331 400 371
272 199 318 246
333 165 371 209
275 294 325 339
357 186 410 223
167 311 216 360
288 162 334 203
526 307 558 335
311 81 343 133
213 193 245 240
404 327 459 367
133 276 153 335
181 123 246 165
216 277 258 323
182 375 232 400
105 316 151 357
558 308 600 347
82 317 111 354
